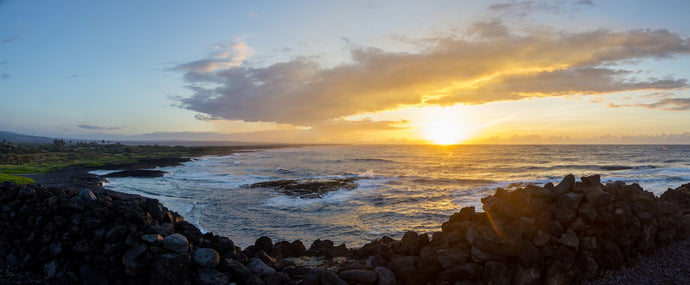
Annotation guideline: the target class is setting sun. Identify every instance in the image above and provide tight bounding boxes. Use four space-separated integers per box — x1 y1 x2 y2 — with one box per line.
423 114 472 145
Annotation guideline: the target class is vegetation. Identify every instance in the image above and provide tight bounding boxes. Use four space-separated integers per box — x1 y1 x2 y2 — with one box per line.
0 173 36 185
0 139 286 183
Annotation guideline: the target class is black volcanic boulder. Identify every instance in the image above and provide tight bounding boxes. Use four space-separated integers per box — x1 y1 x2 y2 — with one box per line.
307 239 349 258
275 240 307 258
660 183 690 208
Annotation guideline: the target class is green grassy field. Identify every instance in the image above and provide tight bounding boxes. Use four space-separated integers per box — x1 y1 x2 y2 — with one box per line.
0 140 286 184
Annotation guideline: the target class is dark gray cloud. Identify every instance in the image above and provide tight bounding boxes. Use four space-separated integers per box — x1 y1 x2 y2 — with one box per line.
174 26 690 125
77 124 122 131
608 98 690 111
1 73 9 80
194 114 224 121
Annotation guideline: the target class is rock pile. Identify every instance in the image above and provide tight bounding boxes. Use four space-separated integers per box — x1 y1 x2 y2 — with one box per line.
1 174 689 284
351 174 690 284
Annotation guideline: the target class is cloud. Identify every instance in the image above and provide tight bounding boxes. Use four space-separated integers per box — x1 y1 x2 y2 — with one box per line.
173 42 252 74
77 124 122 131
433 67 686 105
194 114 224 121
468 21 510 39
1 73 9 80
607 98 690 111
469 132 690 144
174 26 690 125
489 0 594 16
641 91 675 99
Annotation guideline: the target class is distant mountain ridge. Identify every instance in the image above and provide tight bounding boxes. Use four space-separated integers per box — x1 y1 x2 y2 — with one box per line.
0 130 55 144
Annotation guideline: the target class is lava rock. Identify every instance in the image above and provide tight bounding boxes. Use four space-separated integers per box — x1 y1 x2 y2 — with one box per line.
193 247 220 268
163 233 189 254
247 257 276 275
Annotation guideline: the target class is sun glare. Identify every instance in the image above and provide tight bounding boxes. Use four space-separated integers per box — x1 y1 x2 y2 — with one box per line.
423 113 472 145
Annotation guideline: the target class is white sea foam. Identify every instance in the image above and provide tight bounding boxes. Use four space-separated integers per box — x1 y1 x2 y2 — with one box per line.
88 169 121 176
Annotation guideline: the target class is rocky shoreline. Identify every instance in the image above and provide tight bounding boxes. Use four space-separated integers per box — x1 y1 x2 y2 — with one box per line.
1 173 689 284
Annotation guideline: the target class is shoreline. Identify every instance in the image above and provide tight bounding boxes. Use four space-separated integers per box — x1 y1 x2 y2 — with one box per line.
4 157 690 284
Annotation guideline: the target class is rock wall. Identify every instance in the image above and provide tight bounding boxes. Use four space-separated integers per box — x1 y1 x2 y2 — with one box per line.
1 174 689 285
351 175 690 284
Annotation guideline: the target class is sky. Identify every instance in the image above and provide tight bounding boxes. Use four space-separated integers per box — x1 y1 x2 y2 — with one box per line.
1 0 689 144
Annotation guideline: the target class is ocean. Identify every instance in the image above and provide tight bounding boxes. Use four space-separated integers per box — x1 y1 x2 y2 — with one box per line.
91 144 690 248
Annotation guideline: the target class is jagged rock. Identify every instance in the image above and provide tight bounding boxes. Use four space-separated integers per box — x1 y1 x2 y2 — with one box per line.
44 260 58 279
193 247 220 268
554 174 575 195
156 223 175 236
249 178 358 199
247 257 276 275
394 231 429 255
388 255 422 283
73 189 97 204
374 266 397 285
71 239 89 253
142 233 164 244
560 229 580 250
511 266 540 285
276 240 306 257
303 268 348 285
255 250 277 266
437 247 470 269
163 233 189 254
438 263 478 281
581 175 601 186
660 184 690 208
255 236 278 257
442 206 475 231
483 260 510 285
582 185 610 207
196 268 229 285
176 221 203 245
338 269 378 283
122 243 150 276
518 242 540 263
218 258 251 281
558 192 583 209
84 217 101 229
307 239 349 258
150 253 190 285
209 235 235 255
471 246 504 262
106 225 129 242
